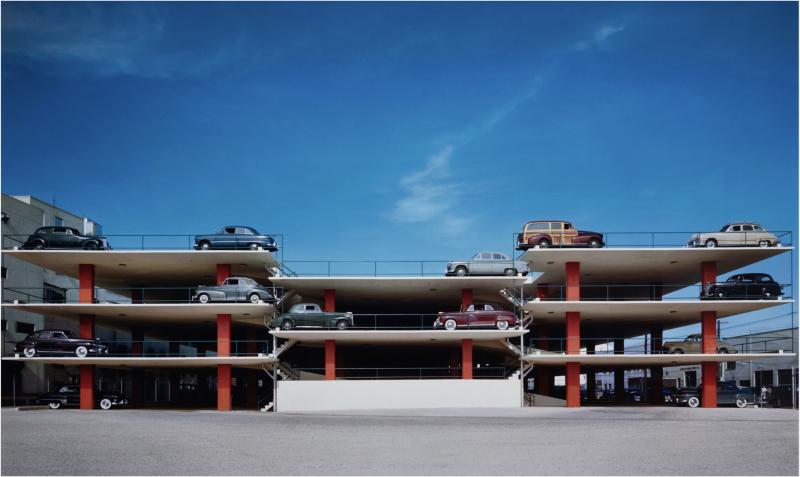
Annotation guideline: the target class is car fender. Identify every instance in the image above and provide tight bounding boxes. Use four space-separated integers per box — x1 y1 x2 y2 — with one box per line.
528 233 551 244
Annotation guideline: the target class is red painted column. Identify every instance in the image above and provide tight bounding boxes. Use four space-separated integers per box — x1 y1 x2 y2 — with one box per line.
217 264 231 285
461 339 473 379
701 261 718 408
461 289 473 309
324 289 336 312
217 313 232 410
565 262 581 407
79 264 95 409
325 340 336 380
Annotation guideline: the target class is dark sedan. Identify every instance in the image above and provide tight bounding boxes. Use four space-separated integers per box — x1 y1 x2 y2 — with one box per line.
38 385 128 410
433 303 519 330
15 329 109 358
673 381 755 408
194 226 278 251
703 273 783 300
22 226 110 250
192 277 276 304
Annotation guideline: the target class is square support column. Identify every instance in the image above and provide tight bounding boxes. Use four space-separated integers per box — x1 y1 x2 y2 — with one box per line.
461 339 473 379
217 264 231 285
79 264 95 409
325 340 336 380
566 362 580 407
701 310 718 408
566 312 581 354
565 262 580 301
461 289 473 309
324 289 336 312
217 313 232 411
565 262 581 407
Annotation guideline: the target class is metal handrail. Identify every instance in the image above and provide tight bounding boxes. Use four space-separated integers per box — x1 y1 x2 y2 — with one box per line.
1 233 284 251
511 230 793 250
528 282 793 301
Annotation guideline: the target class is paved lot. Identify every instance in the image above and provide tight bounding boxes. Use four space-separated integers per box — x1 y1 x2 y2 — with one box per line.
1 407 797 475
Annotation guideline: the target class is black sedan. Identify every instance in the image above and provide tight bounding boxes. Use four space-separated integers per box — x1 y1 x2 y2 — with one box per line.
39 385 128 410
193 226 278 251
22 226 110 250
673 381 755 408
15 330 109 358
703 273 783 300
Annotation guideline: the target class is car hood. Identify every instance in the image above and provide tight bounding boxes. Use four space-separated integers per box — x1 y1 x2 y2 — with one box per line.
577 230 602 236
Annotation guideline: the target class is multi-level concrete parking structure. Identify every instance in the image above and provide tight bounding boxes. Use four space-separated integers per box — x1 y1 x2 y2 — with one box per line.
1 229 795 411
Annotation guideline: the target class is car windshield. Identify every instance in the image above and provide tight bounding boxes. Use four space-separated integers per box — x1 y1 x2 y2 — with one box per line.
754 275 772 283
720 225 730 232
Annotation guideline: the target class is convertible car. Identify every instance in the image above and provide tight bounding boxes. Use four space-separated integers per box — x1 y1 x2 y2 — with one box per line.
192 277 276 304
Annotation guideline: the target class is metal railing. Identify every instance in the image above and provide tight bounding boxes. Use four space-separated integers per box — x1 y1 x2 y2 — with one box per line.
4 339 274 358
528 283 793 301
526 336 795 355
281 260 454 277
512 230 793 250
288 366 511 379
2 233 284 252
2 286 283 304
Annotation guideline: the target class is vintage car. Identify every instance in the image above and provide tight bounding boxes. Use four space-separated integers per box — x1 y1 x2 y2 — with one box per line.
702 273 783 300
15 329 109 358
446 252 529 277
269 303 354 330
433 303 519 330
673 381 754 408
516 220 604 250
687 223 780 248
661 334 736 354
22 226 110 250
192 277 275 304
194 226 278 251
38 384 128 410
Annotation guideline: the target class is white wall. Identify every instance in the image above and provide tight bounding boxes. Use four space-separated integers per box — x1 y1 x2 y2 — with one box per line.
277 379 521 412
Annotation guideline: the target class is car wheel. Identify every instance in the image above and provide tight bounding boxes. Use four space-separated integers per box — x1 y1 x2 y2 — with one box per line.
249 243 259 250
83 241 99 250
48 402 61 410
75 346 89 358
336 320 348 330
454 266 468 277
671 348 684 354
199 241 211 250
99 399 112 410
504 268 517 276
444 319 457 331
496 320 509 330
281 320 294 330
197 293 210 304
538 239 551 248
718 348 728 354
33 242 45 250
589 238 602 248
758 240 769 248
248 293 261 304
687 396 700 408
705 239 717 248
735 397 748 408
23 347 36 358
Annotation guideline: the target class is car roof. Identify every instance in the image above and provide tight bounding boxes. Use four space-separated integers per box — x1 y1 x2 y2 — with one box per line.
475 251 507 255
226 276 255 280
524 220 569 224
224 225 257 230
737 273 772 278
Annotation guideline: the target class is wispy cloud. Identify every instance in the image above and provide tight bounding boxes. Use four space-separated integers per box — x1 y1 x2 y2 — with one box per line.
2 3 244 78
573 24 626 51
390 76 546 235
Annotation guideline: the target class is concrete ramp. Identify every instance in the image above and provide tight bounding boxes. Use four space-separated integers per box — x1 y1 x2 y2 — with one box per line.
533 394 566 407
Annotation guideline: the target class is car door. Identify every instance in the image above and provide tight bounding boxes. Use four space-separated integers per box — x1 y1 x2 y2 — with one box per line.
222 279 239 302
686 335 701 353
490 253 508 275
35 331 52 354
63 228 83 248
738 276 755 299
717 382 735 404
562 222 578 245
48 227 69 247
218 227 237 249
50 331 71 354
741 224 755 246
64 385 81 405
548 222 564 246
723 225 745 246
474 304 497 327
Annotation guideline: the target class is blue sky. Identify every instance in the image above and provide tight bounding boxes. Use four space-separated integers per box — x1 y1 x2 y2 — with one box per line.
2 2 797 335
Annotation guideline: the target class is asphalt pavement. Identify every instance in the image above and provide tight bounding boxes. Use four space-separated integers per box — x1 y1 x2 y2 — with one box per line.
1 406 797 475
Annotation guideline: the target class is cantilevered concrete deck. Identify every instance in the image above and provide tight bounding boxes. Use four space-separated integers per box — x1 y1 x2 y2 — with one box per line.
2 250 278 287
523 299 792 337
2 303 274 326
1 356 276 369
521 352 795 366
519 247 791 290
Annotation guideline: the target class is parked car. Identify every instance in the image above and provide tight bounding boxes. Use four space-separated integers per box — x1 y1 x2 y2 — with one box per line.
15 330 109 358
22 226 110 250
687 223 780 248
702 273 783 300
445 252 529 277
194 226 278 251
673 381 754 408
433 303 519 330
192 277 276 304
38 384 128 410
661 334 736 354
516 221 604 250
269 303 354 330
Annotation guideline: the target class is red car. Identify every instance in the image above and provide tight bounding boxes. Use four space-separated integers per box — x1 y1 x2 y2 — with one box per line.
433 304 519 330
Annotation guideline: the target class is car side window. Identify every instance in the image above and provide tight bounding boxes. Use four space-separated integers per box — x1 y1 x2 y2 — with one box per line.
731 225 741 232
52 332 67 339
38 331 51 339
236 227 252 235
564 223 573 230
484 304 495 311
742 225 754 231
227 279 238 285
305 305 317 312
466 305 475 312
224 227 236 234
480 253 492 260
492 253 504 260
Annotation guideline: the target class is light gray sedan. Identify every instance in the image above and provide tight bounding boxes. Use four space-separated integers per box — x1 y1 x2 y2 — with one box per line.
688 223 780 248
192 277 276 304
445 252 529 277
